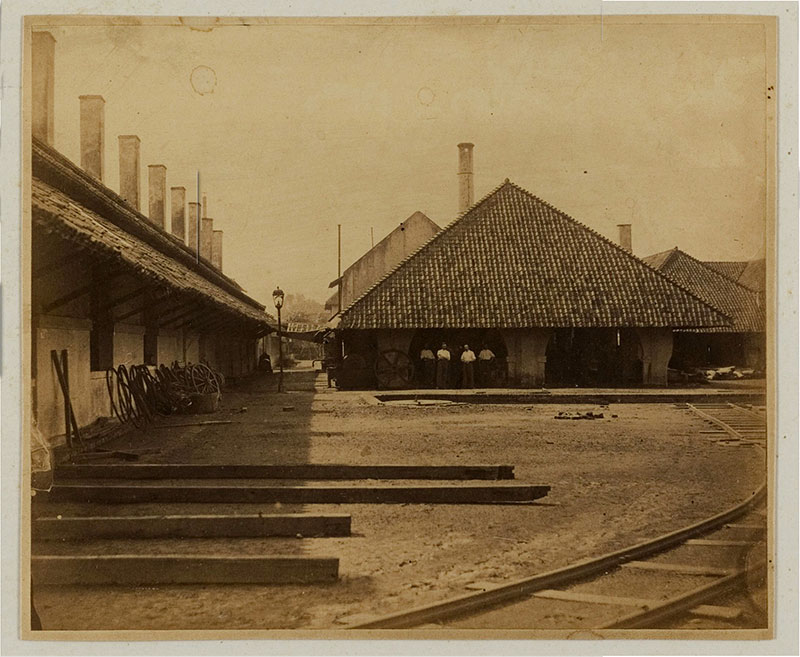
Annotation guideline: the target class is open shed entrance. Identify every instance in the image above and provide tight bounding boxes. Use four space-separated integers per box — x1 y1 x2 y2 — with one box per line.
545 328 643 387
409 328 508 388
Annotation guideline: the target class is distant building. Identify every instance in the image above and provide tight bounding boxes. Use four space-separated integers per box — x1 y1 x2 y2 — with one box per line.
325 211 441 316
643 248 766 370
337 180 729 389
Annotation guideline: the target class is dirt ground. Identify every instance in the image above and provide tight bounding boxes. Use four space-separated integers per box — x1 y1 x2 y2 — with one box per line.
34 372 766 631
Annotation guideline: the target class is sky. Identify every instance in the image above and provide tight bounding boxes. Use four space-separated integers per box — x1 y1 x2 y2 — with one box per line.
42 16 770 306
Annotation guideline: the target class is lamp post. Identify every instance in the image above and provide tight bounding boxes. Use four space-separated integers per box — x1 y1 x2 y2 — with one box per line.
272 287 285 393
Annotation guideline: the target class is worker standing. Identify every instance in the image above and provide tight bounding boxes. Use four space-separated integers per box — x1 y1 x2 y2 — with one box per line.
436 343 451 389
420 345 436 387
478 344 495 387
461 344 476 388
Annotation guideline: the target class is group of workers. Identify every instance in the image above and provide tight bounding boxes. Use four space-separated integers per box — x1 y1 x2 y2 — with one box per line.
419 343 496 389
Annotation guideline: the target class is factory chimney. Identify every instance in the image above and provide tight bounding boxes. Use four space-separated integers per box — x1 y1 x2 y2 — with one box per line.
79 96 105 181
148 164 167 228
457 142 474 213
32 32 56 145
171 186 186 241
119 135 141 209
211 230 223 270
617 224 632 253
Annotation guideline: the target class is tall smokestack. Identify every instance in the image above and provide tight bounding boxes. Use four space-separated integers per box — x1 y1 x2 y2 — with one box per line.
617 224 632 253
79 96 105 181
171 186 186 241
200 216 213 261
211 230 223 270
202 194 208 218
457 142 474 213
118 135 141 209
188 202 200 254
32 32 56 145
148 164 167 228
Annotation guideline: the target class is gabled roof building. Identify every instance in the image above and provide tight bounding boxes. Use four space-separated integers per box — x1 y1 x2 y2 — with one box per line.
643 248 766 370
338 179 730 389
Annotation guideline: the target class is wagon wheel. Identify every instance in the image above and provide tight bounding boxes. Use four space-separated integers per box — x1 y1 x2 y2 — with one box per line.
374 349 415 389
189 363 220 394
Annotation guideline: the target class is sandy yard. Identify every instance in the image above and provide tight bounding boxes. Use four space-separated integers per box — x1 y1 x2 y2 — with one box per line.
34 372 766 630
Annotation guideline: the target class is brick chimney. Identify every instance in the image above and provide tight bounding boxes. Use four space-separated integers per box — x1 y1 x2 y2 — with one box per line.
201 216 213 261
170 186 186 241
118 135 141 209
211 230 223 270
79 96 105 181
148 164 167 228
617 224 632 253
32 31 56 145
457 142 474 213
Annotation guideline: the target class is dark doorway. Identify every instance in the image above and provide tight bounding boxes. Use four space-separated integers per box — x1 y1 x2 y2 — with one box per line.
545 328 643 387
409 328 508 388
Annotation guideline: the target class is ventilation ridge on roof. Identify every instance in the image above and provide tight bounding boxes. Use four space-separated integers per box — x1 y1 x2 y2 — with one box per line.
504 181 733 324
339 179 512 317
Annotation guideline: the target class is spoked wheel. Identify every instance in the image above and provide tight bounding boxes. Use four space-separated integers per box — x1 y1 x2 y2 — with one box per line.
374 349 415 389
189 363 221 394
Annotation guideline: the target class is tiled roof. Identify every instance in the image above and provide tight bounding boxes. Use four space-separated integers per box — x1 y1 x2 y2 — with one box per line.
737 259 766 292
703 261 748 280
33 179 271 326
339 181 730 330
643 248 764 333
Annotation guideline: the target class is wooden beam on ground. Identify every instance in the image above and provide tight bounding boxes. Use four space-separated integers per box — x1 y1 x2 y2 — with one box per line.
532 589 657 607
684 539 757 547
621 561 732 577
689 604 743 620
31 554 339 585
42 483 549 504
54 464 516 481
33 513 351 539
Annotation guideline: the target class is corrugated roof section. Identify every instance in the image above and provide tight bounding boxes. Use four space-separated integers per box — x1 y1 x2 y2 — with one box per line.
645 248 764 333
339 181 731 330
33 179 271 326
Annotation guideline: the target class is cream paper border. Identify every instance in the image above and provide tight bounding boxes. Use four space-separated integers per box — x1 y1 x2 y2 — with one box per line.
1 1 796 655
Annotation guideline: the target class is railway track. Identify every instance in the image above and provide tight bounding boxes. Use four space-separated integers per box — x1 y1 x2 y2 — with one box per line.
349 404 768 631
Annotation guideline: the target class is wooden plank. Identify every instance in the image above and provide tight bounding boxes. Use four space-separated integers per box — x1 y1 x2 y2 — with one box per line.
33 513 351 539
532 589 657 608
42 483 549 504
621 561 732 577
724 524 766 531
31 554 338 585
55 464 516 481
690 604 743 620
685 539 756 547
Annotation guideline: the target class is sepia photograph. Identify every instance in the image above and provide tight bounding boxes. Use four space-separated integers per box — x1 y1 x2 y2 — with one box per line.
5 2 793 647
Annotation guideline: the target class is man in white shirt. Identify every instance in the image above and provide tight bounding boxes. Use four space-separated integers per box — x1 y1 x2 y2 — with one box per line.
478 344 495 387
461 344 476 388
436 343 451 389
419 345 435 387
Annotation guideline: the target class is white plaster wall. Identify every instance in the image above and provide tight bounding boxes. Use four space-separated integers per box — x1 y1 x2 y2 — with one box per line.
113 324 145 367
157 330 182 366
35 316 93 443
637 327 674 385
503 328 552 387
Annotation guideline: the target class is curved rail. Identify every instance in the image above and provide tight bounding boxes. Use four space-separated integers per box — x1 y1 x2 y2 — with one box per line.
349 483 767 629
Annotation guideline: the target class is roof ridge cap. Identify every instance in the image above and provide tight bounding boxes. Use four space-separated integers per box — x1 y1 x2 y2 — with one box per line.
503 181 731 324
340 179 512 316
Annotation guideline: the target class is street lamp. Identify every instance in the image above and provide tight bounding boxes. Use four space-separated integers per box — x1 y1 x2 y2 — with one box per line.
272 287 285 393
